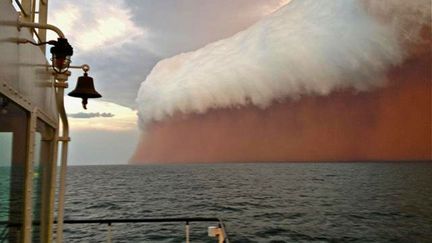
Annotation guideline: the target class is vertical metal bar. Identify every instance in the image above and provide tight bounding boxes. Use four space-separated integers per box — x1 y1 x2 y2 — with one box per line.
185 222 190 243
22 108 38 243
42 109 58 243
37 0 48 52
47 127 58 242
20 0 32 21
30 0 36 23
54 72 71 243
107 223 112 243
55 138 68 243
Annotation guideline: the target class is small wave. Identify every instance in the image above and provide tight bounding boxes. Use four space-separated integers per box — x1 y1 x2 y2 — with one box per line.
255 227 290 237
85 202 122 210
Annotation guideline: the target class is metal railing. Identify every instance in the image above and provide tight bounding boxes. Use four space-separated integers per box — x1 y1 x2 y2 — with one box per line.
0 217 230 243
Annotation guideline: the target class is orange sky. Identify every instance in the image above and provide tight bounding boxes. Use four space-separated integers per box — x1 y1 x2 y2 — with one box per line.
131 38 431 164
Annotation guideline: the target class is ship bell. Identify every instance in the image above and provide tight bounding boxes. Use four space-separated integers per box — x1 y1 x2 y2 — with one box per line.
68 72 102 109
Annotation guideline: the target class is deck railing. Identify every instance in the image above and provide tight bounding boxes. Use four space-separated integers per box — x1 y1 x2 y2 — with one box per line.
0 217 230 243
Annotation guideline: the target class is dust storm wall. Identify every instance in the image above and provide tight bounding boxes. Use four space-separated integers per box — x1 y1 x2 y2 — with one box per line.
131 0 431 163
131 51 431 163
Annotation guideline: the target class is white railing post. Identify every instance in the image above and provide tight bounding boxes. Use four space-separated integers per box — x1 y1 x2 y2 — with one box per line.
54 71 71 243
185 222 190 243
107 223 112 243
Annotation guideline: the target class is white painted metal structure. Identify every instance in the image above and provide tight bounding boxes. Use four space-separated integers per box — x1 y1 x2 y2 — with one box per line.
0 0 70 242
0 1 229 242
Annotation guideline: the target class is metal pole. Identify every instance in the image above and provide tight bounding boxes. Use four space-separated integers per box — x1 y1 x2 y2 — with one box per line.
17 20 65 38
22 108 38 243
185 222 190 243
37 0 49 52
54 72 71 243
107 223 112 243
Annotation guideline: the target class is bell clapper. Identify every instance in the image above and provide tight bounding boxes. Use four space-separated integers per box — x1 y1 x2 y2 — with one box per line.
82 98 88 109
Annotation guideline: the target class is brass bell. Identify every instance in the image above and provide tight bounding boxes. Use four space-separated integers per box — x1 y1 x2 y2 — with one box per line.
68 72 102 109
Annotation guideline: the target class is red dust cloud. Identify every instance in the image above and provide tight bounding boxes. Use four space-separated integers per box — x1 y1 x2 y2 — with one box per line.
131 45 431 164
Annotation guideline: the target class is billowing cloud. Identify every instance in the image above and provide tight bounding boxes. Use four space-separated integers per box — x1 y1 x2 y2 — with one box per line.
136 0 430 129
68 112 115 119
47 0 289 164
49 0 291 107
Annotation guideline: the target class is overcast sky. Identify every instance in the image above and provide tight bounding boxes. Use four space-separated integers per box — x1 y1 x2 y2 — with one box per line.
48 0 289 165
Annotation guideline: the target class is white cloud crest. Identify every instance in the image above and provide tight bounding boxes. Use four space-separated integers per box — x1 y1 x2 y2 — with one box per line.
135 0 429 128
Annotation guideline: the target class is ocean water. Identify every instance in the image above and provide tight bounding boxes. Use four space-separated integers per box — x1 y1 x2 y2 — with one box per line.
62 163 432 242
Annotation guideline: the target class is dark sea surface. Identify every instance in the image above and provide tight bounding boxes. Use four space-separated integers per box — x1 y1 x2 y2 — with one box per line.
62 163 432 242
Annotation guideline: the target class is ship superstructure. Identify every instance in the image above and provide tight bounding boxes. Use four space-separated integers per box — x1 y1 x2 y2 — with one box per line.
0 1 228 242
0 0 63 242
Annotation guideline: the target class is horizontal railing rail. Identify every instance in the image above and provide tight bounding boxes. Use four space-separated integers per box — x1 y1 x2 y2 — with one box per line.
60 217 223 224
